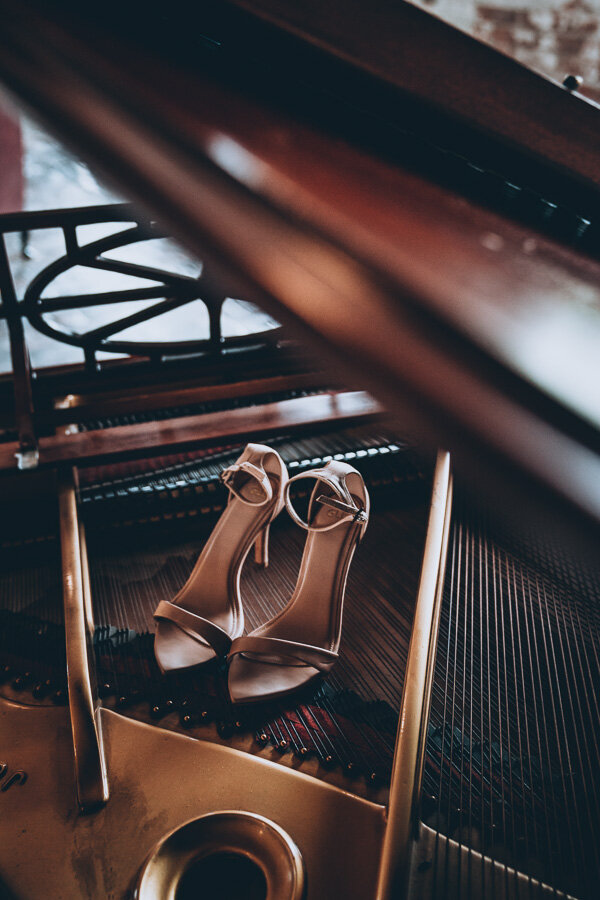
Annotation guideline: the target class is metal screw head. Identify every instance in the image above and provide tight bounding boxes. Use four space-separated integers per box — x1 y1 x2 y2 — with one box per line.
563 74 583 92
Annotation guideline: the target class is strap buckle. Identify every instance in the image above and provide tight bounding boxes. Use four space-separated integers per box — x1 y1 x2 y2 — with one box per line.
316 494 367 525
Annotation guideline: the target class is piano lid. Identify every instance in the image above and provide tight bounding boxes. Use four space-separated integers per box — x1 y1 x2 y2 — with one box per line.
229 0 600 192
0 0 598 544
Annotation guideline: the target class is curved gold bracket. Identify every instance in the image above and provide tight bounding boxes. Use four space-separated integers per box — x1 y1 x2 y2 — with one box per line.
58 469 109 812
375 449 453 900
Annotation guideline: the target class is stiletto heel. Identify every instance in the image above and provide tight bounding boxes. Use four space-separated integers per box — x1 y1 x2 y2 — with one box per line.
253 522 270 567
227 460 369 705
153 444 287 674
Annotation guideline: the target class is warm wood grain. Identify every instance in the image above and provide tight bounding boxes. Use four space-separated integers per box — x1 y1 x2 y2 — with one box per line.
231 0 600 192
51 371 330 422
0 391 381 470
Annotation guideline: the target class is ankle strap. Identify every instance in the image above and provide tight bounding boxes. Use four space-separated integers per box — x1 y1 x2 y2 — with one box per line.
284 462 367 532
220 459 273 506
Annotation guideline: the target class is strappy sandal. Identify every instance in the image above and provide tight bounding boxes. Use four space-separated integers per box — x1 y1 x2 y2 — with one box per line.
153 443 287 673
226 460 369 704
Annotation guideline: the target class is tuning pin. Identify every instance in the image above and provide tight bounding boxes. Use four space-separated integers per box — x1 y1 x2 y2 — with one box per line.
11 672 29 690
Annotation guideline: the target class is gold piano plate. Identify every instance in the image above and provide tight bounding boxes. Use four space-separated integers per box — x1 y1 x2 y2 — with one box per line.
0 698 386 899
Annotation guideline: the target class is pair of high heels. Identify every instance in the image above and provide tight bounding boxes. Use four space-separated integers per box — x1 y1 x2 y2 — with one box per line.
153 443 369 705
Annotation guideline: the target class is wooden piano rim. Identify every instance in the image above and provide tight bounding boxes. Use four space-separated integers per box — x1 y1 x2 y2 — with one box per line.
48 371 331 424
0 389 382 471
230 0 600 194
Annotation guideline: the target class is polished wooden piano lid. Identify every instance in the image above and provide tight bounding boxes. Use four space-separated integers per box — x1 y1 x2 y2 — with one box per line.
231 0 600 193
0 0 598 546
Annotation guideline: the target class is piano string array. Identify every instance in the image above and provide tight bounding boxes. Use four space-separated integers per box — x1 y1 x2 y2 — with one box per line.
422 498 600 899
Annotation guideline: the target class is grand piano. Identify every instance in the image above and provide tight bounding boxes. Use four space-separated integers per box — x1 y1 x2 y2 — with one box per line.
0 1 598 898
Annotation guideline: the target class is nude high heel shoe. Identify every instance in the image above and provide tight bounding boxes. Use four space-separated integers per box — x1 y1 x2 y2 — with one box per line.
226 460 369 704
153 443 287 673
